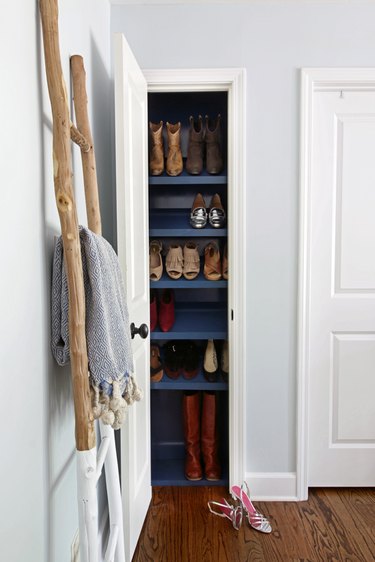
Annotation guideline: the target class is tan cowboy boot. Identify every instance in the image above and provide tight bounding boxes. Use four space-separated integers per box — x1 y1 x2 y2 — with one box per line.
166 121 183 176
149 121 164 176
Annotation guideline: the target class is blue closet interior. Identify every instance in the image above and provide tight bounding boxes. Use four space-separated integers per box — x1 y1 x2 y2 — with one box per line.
148 91 229 486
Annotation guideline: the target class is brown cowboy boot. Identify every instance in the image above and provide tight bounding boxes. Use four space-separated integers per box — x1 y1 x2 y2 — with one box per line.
201 391 221 481
166 121 183 176
183 391 203 480
186 115 204 175
149 121 164 176
205 114 223 175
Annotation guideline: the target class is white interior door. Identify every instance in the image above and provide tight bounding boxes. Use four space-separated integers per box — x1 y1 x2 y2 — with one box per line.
114 33 151 559
309 88 375 486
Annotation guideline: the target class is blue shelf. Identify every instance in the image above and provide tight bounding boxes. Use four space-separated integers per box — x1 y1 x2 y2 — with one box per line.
150 268 228 289
149 209 227 237
149 168 227 186
150 368 228 390
151 458 229 487
150 302 228 340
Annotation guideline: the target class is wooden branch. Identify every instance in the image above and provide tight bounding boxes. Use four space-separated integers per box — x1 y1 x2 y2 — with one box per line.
39 0 95 451
71 55 102 235
70 122 90 152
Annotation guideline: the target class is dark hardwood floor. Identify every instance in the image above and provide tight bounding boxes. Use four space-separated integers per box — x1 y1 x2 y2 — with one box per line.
132 486 375 562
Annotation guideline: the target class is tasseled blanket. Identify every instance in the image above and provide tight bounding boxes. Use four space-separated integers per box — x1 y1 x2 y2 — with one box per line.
51 226 142 429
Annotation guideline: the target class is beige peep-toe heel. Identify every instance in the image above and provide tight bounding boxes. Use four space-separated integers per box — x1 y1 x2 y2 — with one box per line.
183 242 200 280
149 240 163 281
166 245 183 279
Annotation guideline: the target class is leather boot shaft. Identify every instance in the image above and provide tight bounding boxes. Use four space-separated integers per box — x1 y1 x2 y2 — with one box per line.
205 114 223 175
149 121 164 176
201 391 221 480
166 121 183 176
183 392 202 480
186 115 204 175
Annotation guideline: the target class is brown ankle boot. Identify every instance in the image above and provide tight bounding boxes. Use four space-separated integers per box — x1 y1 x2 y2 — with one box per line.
201 391 221 481
186 115 204 175
166 121 183 176
205 114 223 175
149 121 164 176
183 392 203 481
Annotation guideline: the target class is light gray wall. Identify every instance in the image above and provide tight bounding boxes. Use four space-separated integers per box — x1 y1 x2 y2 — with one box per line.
0 1 111 560
111 1 375 473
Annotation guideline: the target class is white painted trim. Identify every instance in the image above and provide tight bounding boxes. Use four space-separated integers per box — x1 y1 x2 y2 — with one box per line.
144 67 247 488
297 67 375 501
245 472 297 501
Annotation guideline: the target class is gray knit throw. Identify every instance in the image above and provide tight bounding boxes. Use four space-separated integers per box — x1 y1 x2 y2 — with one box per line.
51 227 142 429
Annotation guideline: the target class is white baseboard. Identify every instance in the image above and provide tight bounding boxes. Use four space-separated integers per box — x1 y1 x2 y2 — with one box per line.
245 472 298 501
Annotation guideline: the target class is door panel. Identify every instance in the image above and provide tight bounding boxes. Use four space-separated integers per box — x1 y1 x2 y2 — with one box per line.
309 90 375 486
114 33 151 560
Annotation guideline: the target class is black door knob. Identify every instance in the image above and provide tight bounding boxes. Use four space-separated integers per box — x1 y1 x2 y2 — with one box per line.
130 322 149 340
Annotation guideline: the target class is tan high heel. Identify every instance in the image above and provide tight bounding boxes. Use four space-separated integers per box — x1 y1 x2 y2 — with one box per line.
183 242 200 280
149 240 163 281
166 245 183 279
204 242 222 281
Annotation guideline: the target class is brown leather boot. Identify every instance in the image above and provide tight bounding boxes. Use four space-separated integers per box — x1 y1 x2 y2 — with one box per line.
166 121 183 176
201 391 221 481
149 121 164 176
186 115 204 175
205 114 223 175
183 392 203 480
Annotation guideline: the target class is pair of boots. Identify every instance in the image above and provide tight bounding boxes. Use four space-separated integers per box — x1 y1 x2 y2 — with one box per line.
149 121 183 176
183 391 221 481
186 114 223 175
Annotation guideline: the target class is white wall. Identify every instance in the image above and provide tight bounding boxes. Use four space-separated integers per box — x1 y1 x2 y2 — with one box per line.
0 1 112 561
111 1 375 476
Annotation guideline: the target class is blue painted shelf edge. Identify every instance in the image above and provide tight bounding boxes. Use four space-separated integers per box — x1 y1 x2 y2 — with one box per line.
149 169 227 185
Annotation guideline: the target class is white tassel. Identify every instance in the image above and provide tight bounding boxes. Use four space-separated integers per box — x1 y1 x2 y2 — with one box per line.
101 408 115 426
110 380 127 412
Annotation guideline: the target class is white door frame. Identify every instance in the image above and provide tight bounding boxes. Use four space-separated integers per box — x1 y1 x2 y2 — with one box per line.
144 68 247 487
297 68 375 500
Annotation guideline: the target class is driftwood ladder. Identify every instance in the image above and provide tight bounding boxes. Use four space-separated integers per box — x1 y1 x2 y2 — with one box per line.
39 1 125 561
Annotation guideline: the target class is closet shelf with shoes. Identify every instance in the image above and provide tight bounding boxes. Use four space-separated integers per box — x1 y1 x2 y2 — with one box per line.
148 90 229 488
150 209 227 237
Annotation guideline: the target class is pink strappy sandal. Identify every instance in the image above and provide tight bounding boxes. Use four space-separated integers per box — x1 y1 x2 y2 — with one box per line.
231 482 272 533
207 498 243 530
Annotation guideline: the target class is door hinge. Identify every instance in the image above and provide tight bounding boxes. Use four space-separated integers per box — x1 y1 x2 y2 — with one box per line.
231 309 234 321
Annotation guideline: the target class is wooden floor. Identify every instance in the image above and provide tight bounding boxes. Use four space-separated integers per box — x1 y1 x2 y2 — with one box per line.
132 486 375 562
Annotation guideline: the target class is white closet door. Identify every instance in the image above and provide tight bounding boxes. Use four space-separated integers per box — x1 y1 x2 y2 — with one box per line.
114 33 151 560
309 89 375 486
